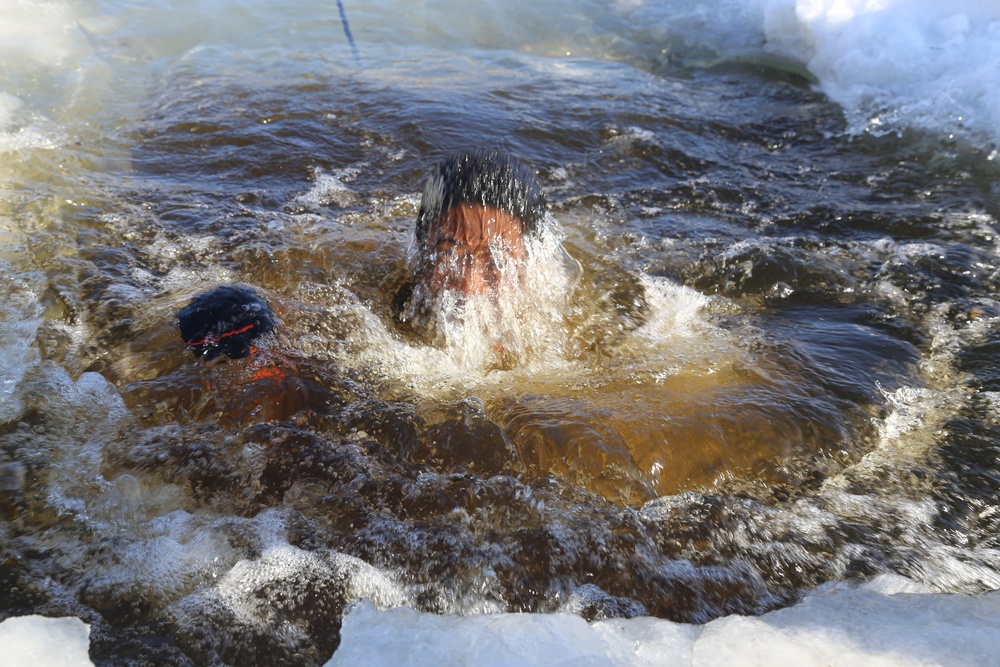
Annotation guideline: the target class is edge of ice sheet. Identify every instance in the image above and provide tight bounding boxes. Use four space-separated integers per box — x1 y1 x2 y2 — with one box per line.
4 575 997 666
326 579 1000 667
625 0 1000 143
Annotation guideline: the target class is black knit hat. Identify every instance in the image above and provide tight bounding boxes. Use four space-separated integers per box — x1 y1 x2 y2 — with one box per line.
415 149 547 249
176 285 276 361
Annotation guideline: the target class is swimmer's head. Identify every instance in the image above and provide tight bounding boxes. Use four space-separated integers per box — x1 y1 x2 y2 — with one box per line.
176 285 276 362
414 149 547 296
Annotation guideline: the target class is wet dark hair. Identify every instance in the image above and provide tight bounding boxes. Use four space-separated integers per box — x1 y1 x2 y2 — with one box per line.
176 285 276 361
415 149 547 249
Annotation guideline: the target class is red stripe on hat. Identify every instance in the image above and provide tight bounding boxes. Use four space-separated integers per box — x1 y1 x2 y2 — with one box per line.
185 323 257 347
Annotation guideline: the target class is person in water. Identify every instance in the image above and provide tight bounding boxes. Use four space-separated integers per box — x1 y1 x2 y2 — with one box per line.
177 149 547 364
173 149 545 424
393 149 547 329
413 148 546 296
176 284 278 364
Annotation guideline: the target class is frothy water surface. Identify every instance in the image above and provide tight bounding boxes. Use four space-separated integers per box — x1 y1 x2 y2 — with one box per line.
2 0 1000 664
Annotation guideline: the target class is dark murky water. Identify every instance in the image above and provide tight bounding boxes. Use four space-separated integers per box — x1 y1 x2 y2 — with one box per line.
2 5 1000 665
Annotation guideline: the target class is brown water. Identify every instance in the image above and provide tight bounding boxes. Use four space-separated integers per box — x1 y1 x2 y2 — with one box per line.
2 2 1000 665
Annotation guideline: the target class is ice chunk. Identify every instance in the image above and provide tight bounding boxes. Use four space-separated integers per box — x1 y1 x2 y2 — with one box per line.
0 615 92 667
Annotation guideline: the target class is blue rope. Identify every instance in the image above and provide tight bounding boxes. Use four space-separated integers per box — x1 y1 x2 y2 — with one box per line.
336 0 361 65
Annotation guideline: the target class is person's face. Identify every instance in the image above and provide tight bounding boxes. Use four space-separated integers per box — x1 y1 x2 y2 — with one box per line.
424 203 527 296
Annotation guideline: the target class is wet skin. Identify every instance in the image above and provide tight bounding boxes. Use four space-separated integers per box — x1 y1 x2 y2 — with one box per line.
421 203 528 297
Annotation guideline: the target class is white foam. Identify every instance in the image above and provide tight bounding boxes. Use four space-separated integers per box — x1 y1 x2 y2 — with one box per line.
28 366 131 443
0 615 93 667
309 228 583 394
0 264 42 423
635 277 710 339
0 0 90 68
328 584 1000 667
872 384 933 449
0 0 89 154
625 0 1000 143
293 168 362 209
79 512 250 603
212 544 408 621
0 93 23 133
431 230 579 373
